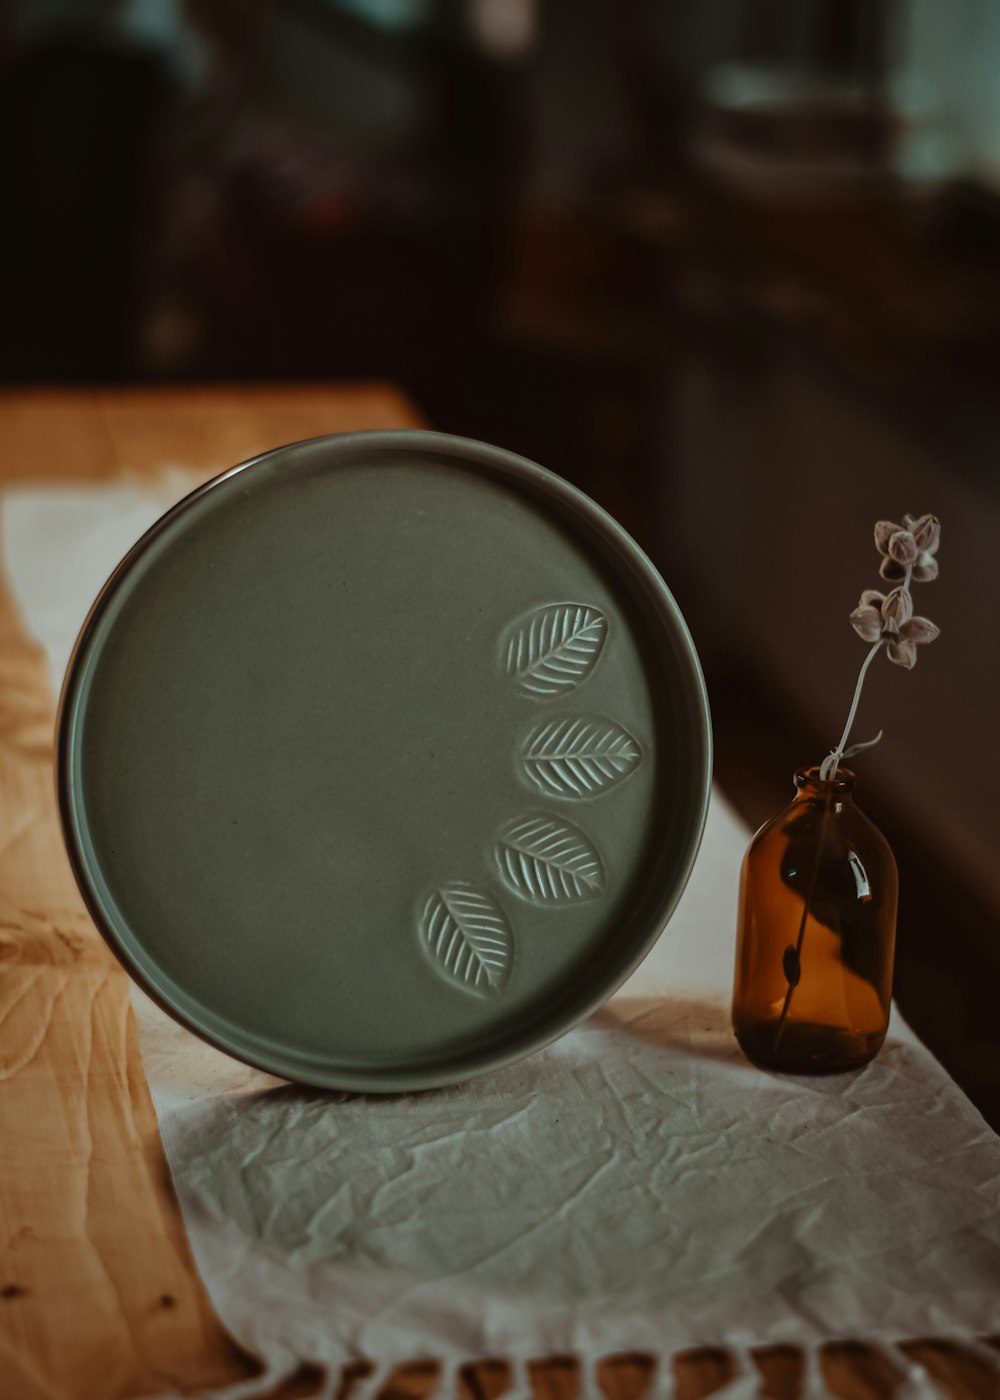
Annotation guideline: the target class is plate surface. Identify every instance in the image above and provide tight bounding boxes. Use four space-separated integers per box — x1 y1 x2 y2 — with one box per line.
58 431 711 1090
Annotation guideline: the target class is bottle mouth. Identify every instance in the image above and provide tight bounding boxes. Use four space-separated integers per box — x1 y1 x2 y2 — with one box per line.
795 764 856 793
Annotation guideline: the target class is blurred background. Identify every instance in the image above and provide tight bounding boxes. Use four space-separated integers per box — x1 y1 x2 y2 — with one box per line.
2 0 998 1119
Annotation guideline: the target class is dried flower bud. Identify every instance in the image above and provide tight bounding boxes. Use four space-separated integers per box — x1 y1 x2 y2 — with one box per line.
887 529 918 566
900 615 940 646
887 638 917 668
849 581 935 651
875 515 940 583
850 604 883 642
904 513 941 555
879 554 908 583
881 587 913 626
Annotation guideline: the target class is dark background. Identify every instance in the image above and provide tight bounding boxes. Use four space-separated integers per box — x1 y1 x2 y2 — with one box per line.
2 0 998 1121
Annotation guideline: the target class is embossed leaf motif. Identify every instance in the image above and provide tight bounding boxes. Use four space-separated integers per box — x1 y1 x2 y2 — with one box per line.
501 603 607 699
518 715 641 798
419 883 512 997
496 814 605 903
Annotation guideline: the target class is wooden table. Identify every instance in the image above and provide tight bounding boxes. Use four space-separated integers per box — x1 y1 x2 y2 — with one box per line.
0 386 996 1400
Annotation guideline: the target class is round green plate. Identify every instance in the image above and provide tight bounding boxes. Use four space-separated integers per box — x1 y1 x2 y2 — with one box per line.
58 431 711 1091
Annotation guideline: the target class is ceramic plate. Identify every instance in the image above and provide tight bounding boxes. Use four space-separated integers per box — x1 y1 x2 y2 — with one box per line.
58 431 711 1091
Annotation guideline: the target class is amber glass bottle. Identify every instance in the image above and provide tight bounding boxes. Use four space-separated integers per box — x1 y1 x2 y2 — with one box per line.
732 766 897 1073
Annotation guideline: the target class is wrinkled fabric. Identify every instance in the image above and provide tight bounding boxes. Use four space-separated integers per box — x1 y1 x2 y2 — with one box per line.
6 477 1000 1391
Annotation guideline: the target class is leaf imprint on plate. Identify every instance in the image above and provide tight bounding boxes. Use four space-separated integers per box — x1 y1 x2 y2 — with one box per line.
518 715 641 798
500 603 607 699
495 814 605 903
418 883 513 996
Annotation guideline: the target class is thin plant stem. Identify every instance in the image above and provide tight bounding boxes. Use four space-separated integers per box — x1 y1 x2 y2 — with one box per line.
773 782 833 1051
776 641 881 1047
820 640 884 781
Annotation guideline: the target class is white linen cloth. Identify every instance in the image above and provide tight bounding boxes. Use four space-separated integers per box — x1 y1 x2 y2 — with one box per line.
4 474 999 1398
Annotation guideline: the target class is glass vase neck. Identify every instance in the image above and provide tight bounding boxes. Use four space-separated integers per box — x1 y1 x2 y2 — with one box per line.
793 764 857 798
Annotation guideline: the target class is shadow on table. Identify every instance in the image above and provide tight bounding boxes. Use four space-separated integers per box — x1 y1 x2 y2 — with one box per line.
595 994 751 1069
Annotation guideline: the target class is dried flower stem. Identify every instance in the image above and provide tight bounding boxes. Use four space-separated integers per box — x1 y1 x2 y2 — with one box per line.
819 640 884 782
773 785 832 1052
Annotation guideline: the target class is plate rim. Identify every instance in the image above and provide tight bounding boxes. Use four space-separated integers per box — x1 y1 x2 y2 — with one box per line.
56 428 713 1091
